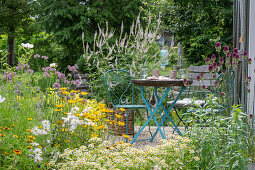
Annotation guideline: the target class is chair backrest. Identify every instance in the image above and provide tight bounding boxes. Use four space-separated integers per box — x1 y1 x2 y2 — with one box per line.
188 65 216 87
104 69 134 106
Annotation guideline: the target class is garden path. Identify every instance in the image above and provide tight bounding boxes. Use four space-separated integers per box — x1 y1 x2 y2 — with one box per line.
107 126 185 149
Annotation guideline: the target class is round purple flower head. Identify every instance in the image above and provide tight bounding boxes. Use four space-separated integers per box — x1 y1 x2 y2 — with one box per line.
202 85 206 90
235 55 240 61
205 57 211 64
249 113 254 119
215 42 221 52
243 51 248 59
219 57 224 62
213 61 217 67
248 58 252 64
226 51 231 59
208 64 214 72
211 54 216 61
223 46 229 54
233 48 238 54
53 82 60 89
197 75 201 81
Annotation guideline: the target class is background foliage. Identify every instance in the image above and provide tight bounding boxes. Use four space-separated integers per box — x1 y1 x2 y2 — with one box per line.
142 0 233 65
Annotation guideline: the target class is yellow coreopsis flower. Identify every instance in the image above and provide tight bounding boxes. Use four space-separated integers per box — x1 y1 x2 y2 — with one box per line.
27 118 32 121
80 92 88 96
115 114 123 118
91 134 98 138
54 109 61 112
119 108 125 112
61 91 69 95
13 135 18 138
117 121 125 126
68 100 76 104
122 134 129 138
28 135 35 140
56 104 64 108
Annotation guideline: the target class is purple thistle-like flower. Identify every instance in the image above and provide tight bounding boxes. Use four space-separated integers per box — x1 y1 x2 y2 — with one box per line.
219 57 224 62
197 75 201 81
34 54 40 59
244 75 247 80
211 54 216 61
205 57 211 64
220 92 225 97
202 85 206 89
223 69 226 74
223 46 229 54
213 74 216 79
213 61 217 67
235 55 240 61
233 48 238 54
243 51 248 59
53 82 61 89
248 76 251 82
249 113 254 119
232 52 237 58
248 58 252 64
200 73 204 79
183 78 187 83
215 42 221 51
215 81 218 87
209 64 214 72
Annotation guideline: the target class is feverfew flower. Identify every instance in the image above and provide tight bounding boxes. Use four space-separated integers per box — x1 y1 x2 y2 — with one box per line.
0 95 6 103
31 127 41 135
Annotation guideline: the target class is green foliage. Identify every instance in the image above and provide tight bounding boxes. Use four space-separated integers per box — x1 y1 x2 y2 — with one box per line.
186 96 249 169
142 0 233 65
36 0 143 69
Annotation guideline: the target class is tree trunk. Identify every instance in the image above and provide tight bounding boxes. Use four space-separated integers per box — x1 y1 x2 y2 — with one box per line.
7 31 15 67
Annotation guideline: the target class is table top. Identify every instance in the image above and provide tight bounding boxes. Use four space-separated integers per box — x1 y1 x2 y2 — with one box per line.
131 78 193 87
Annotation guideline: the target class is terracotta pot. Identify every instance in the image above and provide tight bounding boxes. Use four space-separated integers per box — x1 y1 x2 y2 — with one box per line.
169 70 177 79
152 69 160 78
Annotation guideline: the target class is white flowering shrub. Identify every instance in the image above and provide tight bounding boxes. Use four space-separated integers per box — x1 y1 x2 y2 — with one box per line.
51 134 199 170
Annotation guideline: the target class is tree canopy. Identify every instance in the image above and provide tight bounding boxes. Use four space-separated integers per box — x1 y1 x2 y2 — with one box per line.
143 0 233 65
36 0 143 69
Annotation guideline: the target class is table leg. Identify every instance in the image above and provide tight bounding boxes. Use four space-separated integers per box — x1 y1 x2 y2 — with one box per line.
130 86 169 144
150 86 186 142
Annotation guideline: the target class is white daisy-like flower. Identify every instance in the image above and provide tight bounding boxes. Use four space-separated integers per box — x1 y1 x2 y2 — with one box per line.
50 63 57 68
71 106 79 113
34 148 42 155
31 126 41 135
21 43 34 49
41 120 51 127
34 155 43 163
0 95 6 103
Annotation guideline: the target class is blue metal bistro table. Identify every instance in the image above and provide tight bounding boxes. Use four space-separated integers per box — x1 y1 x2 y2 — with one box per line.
130 79 192 144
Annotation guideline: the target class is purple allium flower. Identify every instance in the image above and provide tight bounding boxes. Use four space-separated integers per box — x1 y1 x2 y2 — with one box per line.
235 55 240 62
248 76 251 82
213 74 216 79
249 113 254 119
211 54 216 61
205 57 211 64
34 54 40 59
214 81 218 87
213 61 217 67
219 57 224 62
223 46 229 54
233 48 238 54
200 73 204 79
244 75 247 80
223 69 226 74
42 56 48 60
248 58 252 64
226 51 231 58
215 42 221 51
209 64 214 72
220 92 225 97
197 75 201 81
183 78 187 83
232 52 237 58
243 51 248 59
53 82 60 89
202 85 206 89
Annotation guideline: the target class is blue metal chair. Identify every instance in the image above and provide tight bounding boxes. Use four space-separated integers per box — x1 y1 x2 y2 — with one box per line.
104 69 147 139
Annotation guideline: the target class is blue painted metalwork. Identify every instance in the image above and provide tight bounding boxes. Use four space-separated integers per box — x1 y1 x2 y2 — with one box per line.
130 85 186 144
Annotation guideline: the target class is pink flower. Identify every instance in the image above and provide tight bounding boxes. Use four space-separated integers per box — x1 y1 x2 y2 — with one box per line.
223 46 229 54
215 42 221 51
248 58 252 64
243 51 248 59
233 48 238 54
211 54 216 61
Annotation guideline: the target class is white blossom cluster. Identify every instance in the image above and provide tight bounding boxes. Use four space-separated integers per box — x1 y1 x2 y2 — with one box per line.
31 120 51 135
62 106 95 132
51 135 200 170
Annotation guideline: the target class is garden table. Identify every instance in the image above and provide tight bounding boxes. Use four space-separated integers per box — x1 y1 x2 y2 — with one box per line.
130 78 192 144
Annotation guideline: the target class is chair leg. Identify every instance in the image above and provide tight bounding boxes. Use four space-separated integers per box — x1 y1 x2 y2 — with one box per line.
172 107 186 134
